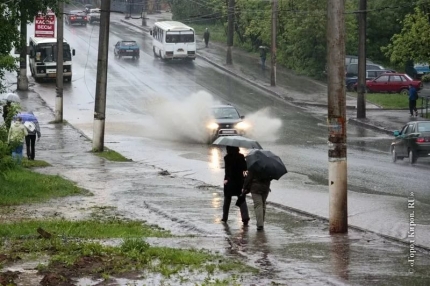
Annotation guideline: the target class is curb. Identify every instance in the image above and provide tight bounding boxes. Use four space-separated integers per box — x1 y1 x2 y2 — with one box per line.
268 201 430 252
348 117 394 135
120 19 150 32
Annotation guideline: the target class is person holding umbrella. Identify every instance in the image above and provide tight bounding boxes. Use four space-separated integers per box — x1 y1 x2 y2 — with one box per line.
242 149 287 231
222 146 250 226
17 112 41 160
7 117 28 165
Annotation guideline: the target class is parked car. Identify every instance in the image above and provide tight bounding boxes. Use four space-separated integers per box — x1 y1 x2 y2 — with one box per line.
114 41 140 60
324 55 374 74
206 104 249 142
391 121 430 164
353 73 422 94
346 63 385 77
65 10 87 26
405 61 430 79
346 69 395 91
87 8 100 24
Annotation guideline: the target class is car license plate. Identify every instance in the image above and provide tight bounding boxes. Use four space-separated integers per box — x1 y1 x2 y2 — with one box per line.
126 50 133 52
222 130 235 134
76 17 82 19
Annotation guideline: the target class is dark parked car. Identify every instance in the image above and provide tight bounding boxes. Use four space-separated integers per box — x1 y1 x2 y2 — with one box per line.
353 73 422 94
391 121 430 164
114 41 140 59
346 63 385 77
206 105 249 141
65 10 87 26
346 69 395 91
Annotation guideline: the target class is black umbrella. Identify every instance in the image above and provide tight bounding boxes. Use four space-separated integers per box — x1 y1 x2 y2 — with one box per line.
245 149 287 180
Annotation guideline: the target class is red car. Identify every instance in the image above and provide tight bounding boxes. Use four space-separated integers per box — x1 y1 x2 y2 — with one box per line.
353 73 422 94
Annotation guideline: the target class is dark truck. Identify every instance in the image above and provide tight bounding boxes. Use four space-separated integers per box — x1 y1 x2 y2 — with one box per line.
114 41 140 60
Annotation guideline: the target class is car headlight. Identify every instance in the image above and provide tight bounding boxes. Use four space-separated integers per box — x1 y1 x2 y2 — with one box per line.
235 122 250 130
207 122 219 130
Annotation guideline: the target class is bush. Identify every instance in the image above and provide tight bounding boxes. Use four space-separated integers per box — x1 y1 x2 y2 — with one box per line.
421 73 430 83
0 102 21 171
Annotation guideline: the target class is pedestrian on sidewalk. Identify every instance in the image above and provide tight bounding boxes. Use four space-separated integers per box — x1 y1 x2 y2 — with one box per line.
222 146 250 226
203 28 210 48
7 117 28 165
242 170 272 231
408 84 419 117
22 112 41 161
259 46 267 70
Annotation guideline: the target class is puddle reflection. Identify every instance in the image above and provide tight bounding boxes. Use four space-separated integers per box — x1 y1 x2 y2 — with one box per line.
330 234 350 281
208 147 222 170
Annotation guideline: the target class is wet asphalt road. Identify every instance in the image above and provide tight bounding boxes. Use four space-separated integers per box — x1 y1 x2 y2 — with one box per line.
21 17 430 249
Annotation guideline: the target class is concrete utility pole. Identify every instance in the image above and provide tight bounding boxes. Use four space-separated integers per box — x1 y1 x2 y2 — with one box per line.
55 1 64 122
357 0 367 119
226 0 234 65
327 0 347 233
270 0 277 86
141 0 147 26
93 0 111 152
17 3 28 91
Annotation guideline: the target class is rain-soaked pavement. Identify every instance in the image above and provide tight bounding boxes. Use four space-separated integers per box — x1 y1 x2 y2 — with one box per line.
3 90 429 285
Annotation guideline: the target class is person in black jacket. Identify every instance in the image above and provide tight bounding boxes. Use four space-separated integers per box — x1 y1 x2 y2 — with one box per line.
222 146 250 226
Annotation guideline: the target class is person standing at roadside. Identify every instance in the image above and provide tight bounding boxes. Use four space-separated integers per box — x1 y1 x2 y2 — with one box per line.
242 170 272 231
203 28 210 48
222 146 250 226
408 84 419 117
259 46 267 70
7 117 28 165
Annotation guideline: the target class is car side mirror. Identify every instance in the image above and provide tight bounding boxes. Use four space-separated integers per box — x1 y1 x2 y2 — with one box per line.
149 30 153 36
393 130 400 137
240 115 245 119
72 49 75 56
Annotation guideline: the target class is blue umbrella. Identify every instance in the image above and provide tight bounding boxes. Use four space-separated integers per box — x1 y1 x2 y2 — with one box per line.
14 112 38 122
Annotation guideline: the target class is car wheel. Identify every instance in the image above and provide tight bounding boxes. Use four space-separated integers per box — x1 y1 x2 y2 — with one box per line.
391 147 397 163
409 149 417 164
400 88 409 95
64 76 72 82
347 83 354 92
153 47 158 57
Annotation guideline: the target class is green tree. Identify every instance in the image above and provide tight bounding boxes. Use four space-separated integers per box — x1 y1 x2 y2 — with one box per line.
383 7 430 66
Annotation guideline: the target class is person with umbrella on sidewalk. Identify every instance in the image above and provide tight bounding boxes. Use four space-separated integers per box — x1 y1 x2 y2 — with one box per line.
7 116 28 165
241 149 287 231
16 112 41 160
222 146 250 226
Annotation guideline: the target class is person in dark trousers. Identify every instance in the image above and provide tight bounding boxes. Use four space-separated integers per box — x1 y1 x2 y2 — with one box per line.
23 113 41 160
259 46 267 70
408 84 419 117
222 146 250 226
2 100 12 130
242 170 272 231
203 28 210 48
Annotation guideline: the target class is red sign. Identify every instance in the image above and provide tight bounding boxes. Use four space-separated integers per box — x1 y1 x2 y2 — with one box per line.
35 13 56 38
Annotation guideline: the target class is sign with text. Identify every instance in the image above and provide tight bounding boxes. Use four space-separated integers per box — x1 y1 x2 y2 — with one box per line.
35 13 56 38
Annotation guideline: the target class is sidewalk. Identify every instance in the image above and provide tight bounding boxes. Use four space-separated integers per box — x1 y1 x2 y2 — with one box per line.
5 88 430 285
118 11 429 135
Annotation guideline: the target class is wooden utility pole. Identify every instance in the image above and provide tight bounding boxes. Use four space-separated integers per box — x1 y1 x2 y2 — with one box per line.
327 0 347 234
141 0 147 26
93 0 111 152
357 0 367 119
226 0 234 65
17 2 28 91
55 1 64 122
270 0 277 86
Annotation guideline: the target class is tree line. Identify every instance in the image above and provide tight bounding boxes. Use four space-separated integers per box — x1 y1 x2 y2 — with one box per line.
168 0 430 78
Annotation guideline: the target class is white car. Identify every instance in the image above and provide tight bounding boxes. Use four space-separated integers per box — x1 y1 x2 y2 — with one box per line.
87 8 100 24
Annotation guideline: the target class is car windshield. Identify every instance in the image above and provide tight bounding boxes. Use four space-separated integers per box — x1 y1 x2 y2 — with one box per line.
35 43 72 62
212 107 240 119
417 122 430 132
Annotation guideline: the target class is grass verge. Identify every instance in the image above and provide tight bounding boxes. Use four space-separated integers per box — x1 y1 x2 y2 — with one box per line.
0 219 256 284
93 148 131 162
365 93 409 109
22 158 51 168
0 169 88 206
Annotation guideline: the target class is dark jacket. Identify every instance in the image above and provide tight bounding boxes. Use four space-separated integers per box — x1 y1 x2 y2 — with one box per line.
2 103 10 120
243 170 271 195
224 148 247 197
204 30 210 41
408 86 418 100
